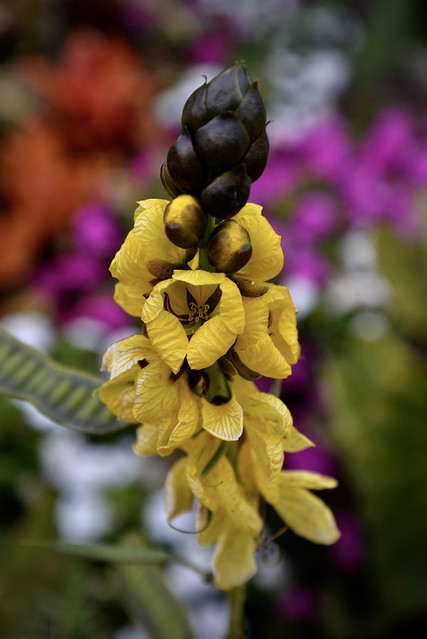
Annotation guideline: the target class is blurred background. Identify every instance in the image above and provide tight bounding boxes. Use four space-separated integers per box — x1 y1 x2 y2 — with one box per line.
0 1 426 637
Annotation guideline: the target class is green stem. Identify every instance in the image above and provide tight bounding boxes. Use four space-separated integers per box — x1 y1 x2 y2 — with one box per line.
225 585 247 639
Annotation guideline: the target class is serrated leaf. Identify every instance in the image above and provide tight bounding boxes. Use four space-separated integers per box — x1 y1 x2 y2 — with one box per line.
0 327 127 434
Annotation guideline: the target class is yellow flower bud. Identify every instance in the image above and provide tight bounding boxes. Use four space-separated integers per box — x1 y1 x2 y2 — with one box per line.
164 195 207 249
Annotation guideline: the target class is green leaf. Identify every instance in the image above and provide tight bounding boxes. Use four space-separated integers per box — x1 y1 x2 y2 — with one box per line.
115 535 193 639
0 327 127 434
21 539 171 565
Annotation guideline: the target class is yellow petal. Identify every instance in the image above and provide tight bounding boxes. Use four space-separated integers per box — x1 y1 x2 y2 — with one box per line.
134 199 187 264
146 309 188 373
238 334 292 379
110 229 150 285
280 470 338 490
234 207 284 281
236 297 269 349
101 333 153 379
201 396 243 440
165 457 193 521
172 269 225 286
187 316 237 370
282 426 315 452
244 415 284 485
133 359 178 423
218 278 245 333
256 392 293 438
267 286 300 364
198 509 224 547
141 278 173 323
98 381 137 423
213 525 257 591
133 423 161 456
158 384 200 454
272 478 340 545
114 282 146 317
186 433 223 511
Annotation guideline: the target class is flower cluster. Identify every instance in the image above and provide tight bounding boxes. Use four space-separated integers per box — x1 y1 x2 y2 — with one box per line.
99 63 339 590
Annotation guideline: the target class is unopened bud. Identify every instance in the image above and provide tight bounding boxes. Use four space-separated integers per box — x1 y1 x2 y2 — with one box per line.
146 259 176 280
194 111 250 173
166 127 206 193
164 195 207 249
160 163 182 198
232 277 269 297
207 219 252 273
201 164 251 219
242 129 269 182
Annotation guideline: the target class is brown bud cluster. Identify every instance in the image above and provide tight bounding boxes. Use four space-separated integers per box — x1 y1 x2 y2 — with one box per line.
161 62 269 219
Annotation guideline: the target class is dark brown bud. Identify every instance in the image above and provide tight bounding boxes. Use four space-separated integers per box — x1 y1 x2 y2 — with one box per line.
194 112 250 173
201 164 251 219
232 277 269 297
181 82 209 134
166 127 206 193
146 259 176 280
235 81 266 141
207 219 252 273
242 129 269 182
204 62 251 116
160 163 182 198
164 195 207 249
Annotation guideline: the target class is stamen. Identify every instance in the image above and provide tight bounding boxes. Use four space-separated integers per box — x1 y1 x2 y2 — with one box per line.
188 301 210 323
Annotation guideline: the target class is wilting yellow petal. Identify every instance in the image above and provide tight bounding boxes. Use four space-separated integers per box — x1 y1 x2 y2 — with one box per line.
213 524 258 591
146 309 188 373
201 396 243 440
234 206 284 282
187 316 237 370
165 457 193 521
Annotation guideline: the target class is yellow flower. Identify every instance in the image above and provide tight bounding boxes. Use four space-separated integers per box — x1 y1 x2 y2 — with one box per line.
233 284 300 379
111 199 189 317
98 333 200 455
141 269 244 373
165 431 263 590
239 435 340 545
